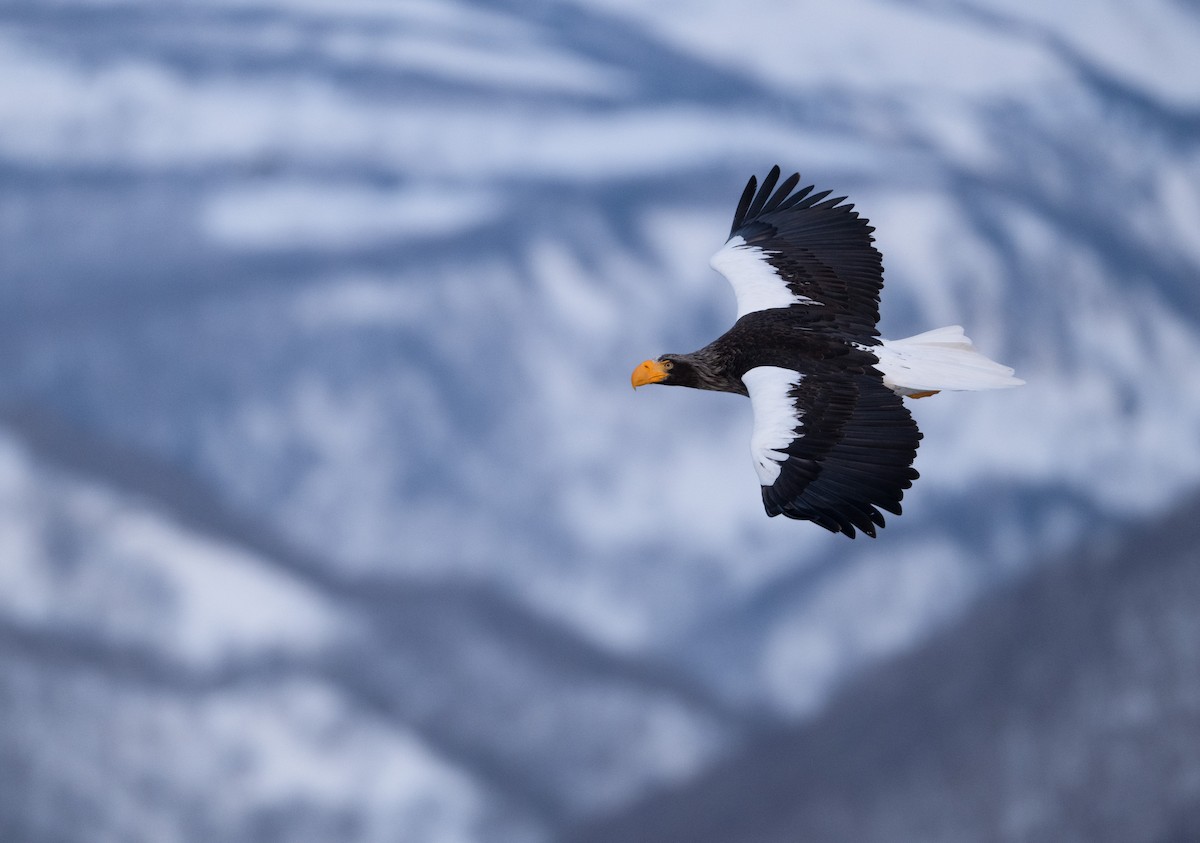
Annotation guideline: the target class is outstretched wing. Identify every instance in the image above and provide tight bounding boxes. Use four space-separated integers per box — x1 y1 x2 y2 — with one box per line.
742 365 921 538
710 166 884 341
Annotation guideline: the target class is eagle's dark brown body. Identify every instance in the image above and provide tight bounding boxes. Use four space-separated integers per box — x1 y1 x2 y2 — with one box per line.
658 311 884 397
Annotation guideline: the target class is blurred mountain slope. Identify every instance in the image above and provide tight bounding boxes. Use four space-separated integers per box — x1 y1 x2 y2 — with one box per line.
570 488 1200 843
2 0 1200 840
0 407 750 841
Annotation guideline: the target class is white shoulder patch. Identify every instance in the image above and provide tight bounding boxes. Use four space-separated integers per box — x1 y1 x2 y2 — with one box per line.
709 235 819 319
742 366 804 486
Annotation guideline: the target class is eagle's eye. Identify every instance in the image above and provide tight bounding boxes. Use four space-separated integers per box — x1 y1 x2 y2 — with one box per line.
661 360 674 370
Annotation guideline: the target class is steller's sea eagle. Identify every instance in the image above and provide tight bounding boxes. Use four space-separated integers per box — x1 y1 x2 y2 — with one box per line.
631 166 1023 538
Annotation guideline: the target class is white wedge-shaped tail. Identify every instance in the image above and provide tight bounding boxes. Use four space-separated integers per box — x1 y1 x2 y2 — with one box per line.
870 326 1024 397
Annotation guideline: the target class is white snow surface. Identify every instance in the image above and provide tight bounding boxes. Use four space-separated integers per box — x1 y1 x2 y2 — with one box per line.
0 432 337 668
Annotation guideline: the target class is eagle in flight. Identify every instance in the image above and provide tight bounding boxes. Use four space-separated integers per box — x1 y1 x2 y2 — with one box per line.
631 166 1022 538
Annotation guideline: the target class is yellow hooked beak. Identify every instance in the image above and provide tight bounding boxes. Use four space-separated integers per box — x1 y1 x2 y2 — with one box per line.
631 359 669 388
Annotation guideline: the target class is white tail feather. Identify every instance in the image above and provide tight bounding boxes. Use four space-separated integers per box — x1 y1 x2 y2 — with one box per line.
872 326 1024 396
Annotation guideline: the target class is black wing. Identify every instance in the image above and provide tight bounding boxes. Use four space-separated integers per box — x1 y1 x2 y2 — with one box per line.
712 165 885 342
745 366 922 538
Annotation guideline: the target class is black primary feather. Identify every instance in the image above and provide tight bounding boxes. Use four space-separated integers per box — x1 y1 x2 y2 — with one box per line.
724 167 885 342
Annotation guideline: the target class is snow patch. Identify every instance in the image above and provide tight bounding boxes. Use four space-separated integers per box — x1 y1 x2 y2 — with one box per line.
0 430 336 666
203 181 502 249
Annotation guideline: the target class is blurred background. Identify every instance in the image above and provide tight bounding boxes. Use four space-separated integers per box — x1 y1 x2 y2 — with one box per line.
2 0 1200 841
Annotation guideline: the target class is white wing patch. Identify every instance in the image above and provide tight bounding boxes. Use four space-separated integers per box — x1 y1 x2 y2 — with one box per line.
743 366 804 486
710 235 820 319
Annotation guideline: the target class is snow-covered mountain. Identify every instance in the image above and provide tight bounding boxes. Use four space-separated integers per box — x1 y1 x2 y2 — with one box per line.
570 489 1200 843
2 0 1199 840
